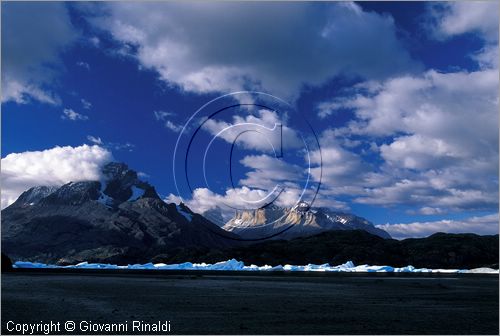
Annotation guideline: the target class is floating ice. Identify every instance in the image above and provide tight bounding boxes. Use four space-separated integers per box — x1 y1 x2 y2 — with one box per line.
11 259 499 274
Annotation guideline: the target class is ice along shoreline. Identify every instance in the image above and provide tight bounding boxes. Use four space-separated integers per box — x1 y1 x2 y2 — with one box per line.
12 259 498 274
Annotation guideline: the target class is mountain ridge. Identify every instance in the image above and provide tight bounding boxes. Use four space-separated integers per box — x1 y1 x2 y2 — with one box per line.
222 203 391 239
10 161 490 268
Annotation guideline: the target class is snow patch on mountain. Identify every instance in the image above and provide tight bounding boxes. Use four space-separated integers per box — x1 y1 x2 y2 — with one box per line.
129 186 144 201
177 205 193 222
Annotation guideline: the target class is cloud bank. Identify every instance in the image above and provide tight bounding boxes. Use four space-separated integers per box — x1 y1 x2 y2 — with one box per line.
377 213 499 240
91 2 419 99
1 145 113 208
1 2 77 105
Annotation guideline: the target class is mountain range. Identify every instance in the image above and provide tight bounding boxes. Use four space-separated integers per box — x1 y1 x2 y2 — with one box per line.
221 204 390 240
3 161 495 269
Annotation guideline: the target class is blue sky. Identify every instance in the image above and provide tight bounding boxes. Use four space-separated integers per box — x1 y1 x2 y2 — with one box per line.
1 1 498 238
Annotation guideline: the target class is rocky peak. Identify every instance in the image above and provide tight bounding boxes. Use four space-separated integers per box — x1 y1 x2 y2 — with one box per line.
102 162 135 181
11 186 59 207
100 162 160 206
223 205 391 239
41 181 101 206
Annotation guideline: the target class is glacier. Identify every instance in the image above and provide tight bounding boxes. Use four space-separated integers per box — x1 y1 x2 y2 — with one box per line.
12 259 498 274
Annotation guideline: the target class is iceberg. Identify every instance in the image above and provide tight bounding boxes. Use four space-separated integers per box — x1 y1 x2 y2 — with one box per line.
11 259 499 274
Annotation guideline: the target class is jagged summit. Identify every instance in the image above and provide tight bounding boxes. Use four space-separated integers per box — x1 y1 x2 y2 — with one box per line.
294 201 311 213
222 204 390 239
99 162 160 207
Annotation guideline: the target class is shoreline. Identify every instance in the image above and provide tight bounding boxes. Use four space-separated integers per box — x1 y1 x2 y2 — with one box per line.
5 267 499 278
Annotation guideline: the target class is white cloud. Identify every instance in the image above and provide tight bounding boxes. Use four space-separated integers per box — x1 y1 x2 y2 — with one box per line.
238 154 304 191
153 110 183 132
427 2 498 42
90 1 418 99
376 213 499 239
1 80 61 105
471 45 498 70
380 134 464 170
168 184 324 221
1 145 113 208
76 61 90 70
164 121 183 133
1 2 77 105
166 187 271 219
425 2 498 73
87 135 103 145
85 135 134 152
317 68 498 212
413 207 446 216
203 109 302 152
109 142 135 152
81 98 92 109
171 144 350 218
310 129 368 187
153 110 175 120
62 108 88 121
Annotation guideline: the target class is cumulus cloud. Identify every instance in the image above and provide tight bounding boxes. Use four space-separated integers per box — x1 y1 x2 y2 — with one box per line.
1 2 77 105
90 1 418 99
169 143 350 219
166 187 271 219
1 145 113 208
426 1 498 42
62 108 88 121
317 67 498 213
310 129 368 187
425 2 498 71
166 184 318 222
203 109 302 152
376 213 499 239
238 154 304 190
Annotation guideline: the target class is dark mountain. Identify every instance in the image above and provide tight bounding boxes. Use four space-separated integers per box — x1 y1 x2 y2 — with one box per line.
2 162 496 269
222 204 390 239
10 186 59 207
150 230 499 269
1 162 239 264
